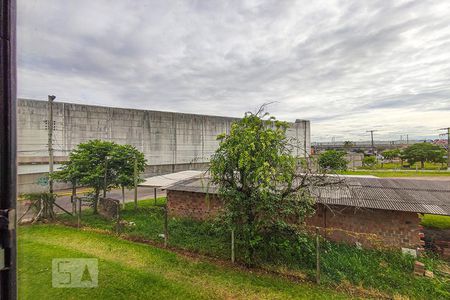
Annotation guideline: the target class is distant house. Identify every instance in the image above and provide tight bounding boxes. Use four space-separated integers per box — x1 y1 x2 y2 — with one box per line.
165 176 450 252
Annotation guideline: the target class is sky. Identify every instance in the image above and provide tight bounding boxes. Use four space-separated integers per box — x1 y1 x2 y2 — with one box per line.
18 0 450 142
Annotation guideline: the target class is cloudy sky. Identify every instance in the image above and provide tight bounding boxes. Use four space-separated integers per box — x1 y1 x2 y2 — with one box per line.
18 0 450 141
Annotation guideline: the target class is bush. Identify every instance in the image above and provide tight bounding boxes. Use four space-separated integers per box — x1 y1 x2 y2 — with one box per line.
318 150 348 171
362 156 377 168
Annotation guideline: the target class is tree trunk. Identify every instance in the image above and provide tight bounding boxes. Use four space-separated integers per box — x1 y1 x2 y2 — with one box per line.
93 189 100 214
245 203 256 267
421 161 425 170
71 181 77 214
122 185 125 209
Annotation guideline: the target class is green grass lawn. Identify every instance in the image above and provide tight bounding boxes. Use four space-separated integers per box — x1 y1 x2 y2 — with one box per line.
339 170 450 177
56 199 450 299
421 214 450 230
370 162 448 171
18 225 354 300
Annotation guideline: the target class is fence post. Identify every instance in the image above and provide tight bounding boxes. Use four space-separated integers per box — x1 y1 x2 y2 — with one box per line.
116 202 120 235
77 197 81 228
164 205 168 248
316 227 321 284
154 187 157 206
231 229 235 263
134 155 138 210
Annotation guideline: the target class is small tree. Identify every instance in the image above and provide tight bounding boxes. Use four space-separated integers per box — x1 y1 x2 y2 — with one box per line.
318 150 348 171
53 140 146 213
109 144 146 207
382 149 401 163
343 141 353 151
51 159 82 213
362 156 377 168
210 110 323 266
402 143 446 169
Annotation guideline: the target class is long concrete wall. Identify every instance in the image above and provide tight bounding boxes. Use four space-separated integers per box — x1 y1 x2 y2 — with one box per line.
17 98 310 192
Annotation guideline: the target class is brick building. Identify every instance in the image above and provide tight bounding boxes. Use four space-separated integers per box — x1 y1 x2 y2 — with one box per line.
165 176 450 251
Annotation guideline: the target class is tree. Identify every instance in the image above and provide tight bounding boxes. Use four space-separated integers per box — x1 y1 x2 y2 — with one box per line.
382 149 401 163
343 141 353 151
109 144 146 207
402 143 446 169
51 156 83 213
318 150 348 171
362 156 377 168
382 149 400 161
210 110 322 266
53 140 146 213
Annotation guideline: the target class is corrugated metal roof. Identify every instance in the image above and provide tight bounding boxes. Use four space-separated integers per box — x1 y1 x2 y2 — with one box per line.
165 176 450 216
139 171 204 188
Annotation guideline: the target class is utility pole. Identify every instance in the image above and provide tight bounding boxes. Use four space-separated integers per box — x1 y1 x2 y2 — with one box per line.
366 130 377 155
134 155 138 210
48 95 56 193
439 127 450 170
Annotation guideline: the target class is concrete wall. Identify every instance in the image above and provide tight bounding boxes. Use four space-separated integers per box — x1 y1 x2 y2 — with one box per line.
18 172 71 194
345 153 364 169
18 99 310 191
167 191 422 250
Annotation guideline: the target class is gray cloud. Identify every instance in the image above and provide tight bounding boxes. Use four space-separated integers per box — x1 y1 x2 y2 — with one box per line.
18 0 450 141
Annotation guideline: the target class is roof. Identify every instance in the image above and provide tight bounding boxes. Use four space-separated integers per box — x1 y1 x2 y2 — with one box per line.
139 170 205 188
165 176 450 216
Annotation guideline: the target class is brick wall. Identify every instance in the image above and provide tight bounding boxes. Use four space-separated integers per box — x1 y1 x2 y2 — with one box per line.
167 190 223 220
305 204 421 249
167 190 422 250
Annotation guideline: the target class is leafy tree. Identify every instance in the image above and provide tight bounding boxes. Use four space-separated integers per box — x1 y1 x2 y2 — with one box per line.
210 110 320 266
382 149 401 163
109 144 146 207
53 140 146 213
318 150 348 171
51 156 83 213
402 143 446 169
362 156 377 168
343 141 353 150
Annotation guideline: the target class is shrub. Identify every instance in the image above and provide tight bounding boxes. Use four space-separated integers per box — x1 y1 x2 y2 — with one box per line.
362 156 377 168
318 150 348 171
